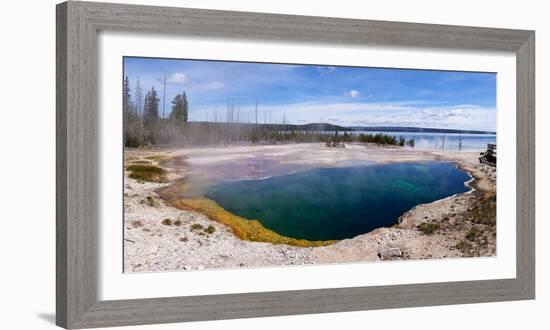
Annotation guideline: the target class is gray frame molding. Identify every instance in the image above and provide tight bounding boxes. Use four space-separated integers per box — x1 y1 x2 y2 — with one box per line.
56 1 535 328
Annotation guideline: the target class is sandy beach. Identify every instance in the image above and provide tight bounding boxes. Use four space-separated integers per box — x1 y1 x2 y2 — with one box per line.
123 143 496 273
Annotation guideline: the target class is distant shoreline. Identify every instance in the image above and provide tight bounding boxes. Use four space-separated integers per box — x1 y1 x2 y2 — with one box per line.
184 121 496 135
347 126 496 135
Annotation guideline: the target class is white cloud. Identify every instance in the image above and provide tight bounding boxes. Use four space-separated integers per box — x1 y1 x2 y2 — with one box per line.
166 72 190 84
251 101 495 131
347 90 360 98
200 81 224 91
317 66 337 75
267 64 303 71
184 81 225 95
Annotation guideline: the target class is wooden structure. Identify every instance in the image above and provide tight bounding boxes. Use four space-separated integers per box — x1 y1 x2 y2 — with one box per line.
479 143 497 166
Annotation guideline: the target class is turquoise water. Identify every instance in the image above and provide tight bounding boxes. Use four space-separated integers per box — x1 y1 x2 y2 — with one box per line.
206 162 471 241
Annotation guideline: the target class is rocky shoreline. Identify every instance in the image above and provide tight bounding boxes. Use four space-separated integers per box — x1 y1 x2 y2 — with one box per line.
123 144 496 273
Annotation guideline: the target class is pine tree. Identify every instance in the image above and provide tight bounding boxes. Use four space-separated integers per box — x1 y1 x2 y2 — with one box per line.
123 75 134 146
182 92 188 122
399 135 406 146
169 92 188 124
143 87 160 127
123 76 148 147
123 76 132 114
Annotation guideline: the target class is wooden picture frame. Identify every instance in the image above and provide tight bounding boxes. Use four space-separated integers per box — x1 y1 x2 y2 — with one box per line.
56 1 535 328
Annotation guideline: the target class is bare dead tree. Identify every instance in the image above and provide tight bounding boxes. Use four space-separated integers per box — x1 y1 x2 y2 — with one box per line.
255 96 259 126
134 76 143 118
161 72 167 119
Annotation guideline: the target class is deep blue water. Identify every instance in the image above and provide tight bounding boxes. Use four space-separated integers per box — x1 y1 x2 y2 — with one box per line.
205 162 471 241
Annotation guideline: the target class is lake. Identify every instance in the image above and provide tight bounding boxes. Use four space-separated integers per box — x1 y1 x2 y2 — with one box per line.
354 131 496 151
205 161 471 241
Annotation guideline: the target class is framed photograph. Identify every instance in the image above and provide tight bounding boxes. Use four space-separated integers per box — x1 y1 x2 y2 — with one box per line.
56 1 535 328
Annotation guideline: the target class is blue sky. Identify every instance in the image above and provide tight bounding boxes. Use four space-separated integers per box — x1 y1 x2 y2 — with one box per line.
123 57 497 131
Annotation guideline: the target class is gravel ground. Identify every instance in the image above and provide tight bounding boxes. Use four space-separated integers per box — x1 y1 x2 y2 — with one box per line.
123 144 496 273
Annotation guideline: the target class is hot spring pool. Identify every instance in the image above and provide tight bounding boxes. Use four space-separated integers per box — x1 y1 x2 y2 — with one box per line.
205 161 471 241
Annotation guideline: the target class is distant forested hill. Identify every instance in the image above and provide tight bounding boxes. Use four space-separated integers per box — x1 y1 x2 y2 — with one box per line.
186 122 352 132
186 122 495 134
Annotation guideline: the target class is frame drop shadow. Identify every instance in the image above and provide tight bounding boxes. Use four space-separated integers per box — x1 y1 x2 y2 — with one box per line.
36 313 56 325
